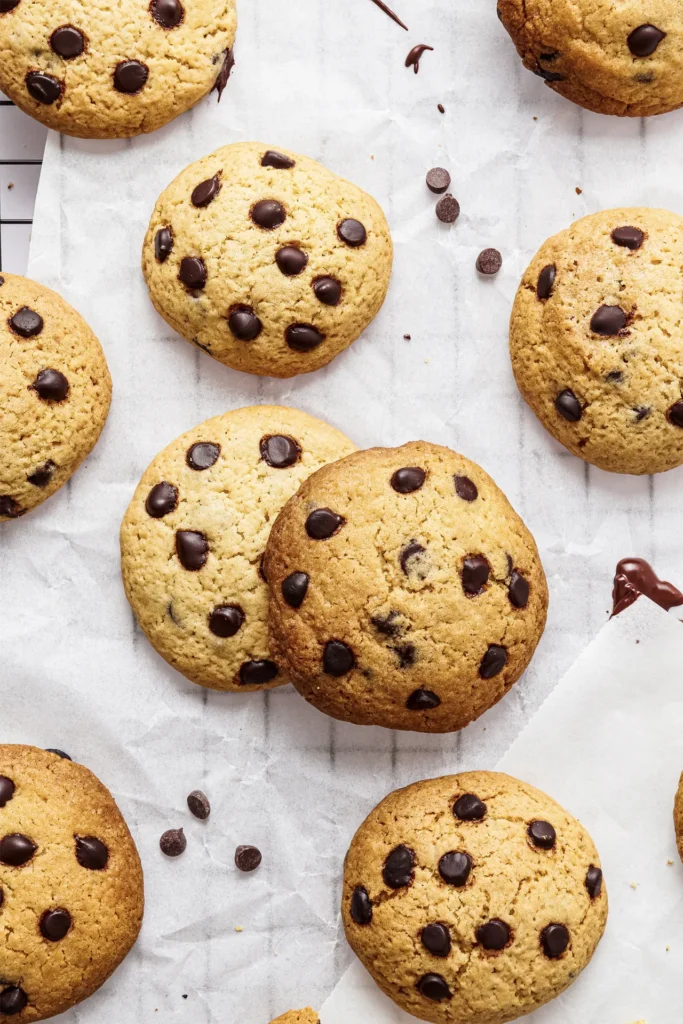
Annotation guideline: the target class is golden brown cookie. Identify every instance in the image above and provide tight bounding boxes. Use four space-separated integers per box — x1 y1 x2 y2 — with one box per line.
343 771 608 1024
269 1011 319 1024
0 745 144 1022
674 772 683 863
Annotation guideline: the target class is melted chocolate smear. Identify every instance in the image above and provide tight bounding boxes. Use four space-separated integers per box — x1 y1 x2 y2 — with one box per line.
405 43 433 74
612 558 683 617
213 47 234 101
368 0 408 31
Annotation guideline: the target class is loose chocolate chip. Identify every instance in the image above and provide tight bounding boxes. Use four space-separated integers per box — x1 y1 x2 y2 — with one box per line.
235 844 262 871
306 508 345 539
612 225 644 250
75 835 108 869
176 530 209 571
383 845 415 888
50 25 86 57
508 570 529 608
313 276 342 306
45 748 71 759
179 256 207 290
9 306 43 337
261 150 295 169
26 71 62 104
628 24 666 57
208 604 244 638
668 401 683 427
0 0 20 10
417 974 452 1002
477 918 510 951
454 475 478 501
436 194 460 224
528 820 556 849
191 174 221 208
585 865 603 899
438 851 472 887
0 496 23 518
27 460 56 488
239 660 278 686
285 323 324 352
406 688 441 710
31 368 69 401
146 481 178 518
421 923 451 957
337 219 367 247
479 644 507 678
187 790 210 820
212 47 234 100
228 305 262 340
323 639 355 676
150 0 183 28
282 572 309 608
186 442 220 470
536 263 556 300
454 793 486 821
155 226 173 262
160 828 186 857
591 304 626 336
400 540 427 575
251 199 286 229
40 908 72 941
0 834 37 866
260 434 301 468
462 555 490 596
275 246 308 276
350 885 373 925
476 248 502 275
0 988 28 1016
0 777 15 807
426 167 451 194
555 389 582 422
391 467 426 493
541 922 569 958
114 59 149 93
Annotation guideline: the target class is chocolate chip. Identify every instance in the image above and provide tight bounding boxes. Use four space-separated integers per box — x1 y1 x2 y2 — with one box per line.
477 918 510 951
611 226 644 250
9 305 43 337
75 835 108 869
476 248 502 275
417 974 452 1002
454 793 486 821
261 150 295 169
536 263 556 300
350 885 373 925
606 370 624 383
541 922 569 958
282 572 309 608
667 401 683 427
191 174 221 208
285 323 324 352
306 508 345 539
150 0 183 28
251 199 286 229
383 845 415 888
29 457 57 486
176 530 208 571
400 540 427 575
26 71 62 104
50 25 86 57
323 639 355 676
391 467 426 493
392 643 415 668
160 828 186 857
313 276 342 306
0 777 15 807
45 748 71 759
155 226 173 262
406 688 441 710
438 851 472 887
509 570 529 608
0 0 20 10
634 406 650 422
258 554 268 583
479 644 507 678
555 389 582 422
528 820 556 849
31 369 69 401
212 47 234 100
0 496 23 518
208 604 244 637
40 908 72 941
228 305 262 340
462 555 490 596
436 194 460 224
0 834 36 866
628 24 666 57
114 59 149 93
337 219 367 247
421 923 451 957
534 65 564 82
454 475 477 501
146 481 178 518
275 246 308 276
178 256 206 290
235 844 262 871
260 434 301 468
187 790 210 820
0 988 28 1016
585 865 603 899
371 610 403 637
186 442 220 470
591 304 626 336
426 167 451 194
239 660 278 686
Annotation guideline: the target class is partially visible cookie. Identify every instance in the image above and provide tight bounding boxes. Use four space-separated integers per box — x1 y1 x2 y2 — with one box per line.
120 405 355 692
0 273 111 522
0 0 236 138
510 208 683 475
343 771 607 1024
270 1011 319 1024
674 772 683 863
142 142 393 378
0 745 144 1022
264 442 548 733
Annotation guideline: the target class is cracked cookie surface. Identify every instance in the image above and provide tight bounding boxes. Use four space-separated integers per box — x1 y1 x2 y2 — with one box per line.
510 208 683 475
342 771 607 1024
0 273 111 523
0 745 144 1023
270 1011 319 1024
120 405 355 692
264 442 547 733
142 141 393 379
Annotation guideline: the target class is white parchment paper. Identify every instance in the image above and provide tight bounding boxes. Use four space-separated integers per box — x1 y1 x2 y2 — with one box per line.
3 0 683 1019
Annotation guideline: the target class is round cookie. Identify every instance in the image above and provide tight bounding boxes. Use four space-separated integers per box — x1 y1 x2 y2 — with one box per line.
120 405 355 692
142 141 393 379
498 0 683 117
270 1012 318 1024
342 771 607 1024
510 208 683 475
0 0 236 139
0 273 111 522
264 442 548 733
674 772 683 863
0 745 144 1022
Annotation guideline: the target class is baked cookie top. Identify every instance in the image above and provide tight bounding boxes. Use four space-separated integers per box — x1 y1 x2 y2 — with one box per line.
674 772 683 864
0 273 111 523
142 141 393 379
264 442 548 733
0 0 236 139
343 771 607 1024
498 0 683 117
120 405 355 692
269 1011 319 1024
0 745 144 1023
510 208 683 476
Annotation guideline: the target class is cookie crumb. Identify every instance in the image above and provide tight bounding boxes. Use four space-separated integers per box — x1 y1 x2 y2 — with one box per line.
630 881 638 889
667 859 674 865
235 925 243 932
575 187 583 194
7 182 14 190
404 333 411 340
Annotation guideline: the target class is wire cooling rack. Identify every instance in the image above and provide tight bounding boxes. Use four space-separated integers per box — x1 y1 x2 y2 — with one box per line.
0 90 46 274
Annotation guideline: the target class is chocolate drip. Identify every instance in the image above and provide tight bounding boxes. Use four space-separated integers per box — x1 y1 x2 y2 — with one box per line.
612 558 683 617
405 43 433 73
369 0 408 30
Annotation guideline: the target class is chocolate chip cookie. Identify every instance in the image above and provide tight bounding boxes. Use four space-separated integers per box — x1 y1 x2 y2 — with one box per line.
499 0 683 117
0 273 111 523
120 405 355 692
510 208 683 475
270 1011 319 1024
142 142 393 378
0 745 144 1022
0 0 235 138
674 772 683 863
343 771 607 1024
264 442 547 733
